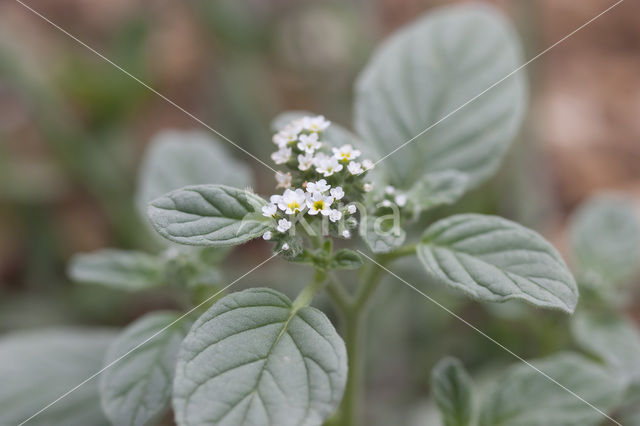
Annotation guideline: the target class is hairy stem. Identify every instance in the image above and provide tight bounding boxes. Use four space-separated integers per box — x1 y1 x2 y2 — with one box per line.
327 244 416 425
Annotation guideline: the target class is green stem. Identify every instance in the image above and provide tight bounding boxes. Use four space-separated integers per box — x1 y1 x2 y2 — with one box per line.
292 268 327 312
341 308 364 426
325 244 416 425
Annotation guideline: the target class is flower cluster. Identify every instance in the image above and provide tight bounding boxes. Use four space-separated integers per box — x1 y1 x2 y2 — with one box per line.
261 179 356 240
270 115 374 184
262 115 375 248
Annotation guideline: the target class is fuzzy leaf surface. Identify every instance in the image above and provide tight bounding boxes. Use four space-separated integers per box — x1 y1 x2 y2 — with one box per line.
172 288 347 426
417 214 577 312
354 4 527 188
147 184 270 246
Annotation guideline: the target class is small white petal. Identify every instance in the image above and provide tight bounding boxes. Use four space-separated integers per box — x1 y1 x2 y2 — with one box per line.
362 159 375 170
275 172 292 189
329 209 342 222
262 231 272 240
330 187 344 200
395 194 407 207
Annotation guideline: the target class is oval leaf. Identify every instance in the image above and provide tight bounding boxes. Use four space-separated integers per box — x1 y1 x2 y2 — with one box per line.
173 288 347 426
136 130 253 217
147 184 270 246
354 4 527 188
100 312 192 426
359 211 406 254
0 328 116 426
407 170 469 214
569 194 640 289
431 357 473 426
68 249 163 291
479 353 626 426
417 214 577 313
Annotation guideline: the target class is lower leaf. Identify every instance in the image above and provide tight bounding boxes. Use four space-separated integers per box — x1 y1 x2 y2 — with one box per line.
172 288 347 426
100 312 192 426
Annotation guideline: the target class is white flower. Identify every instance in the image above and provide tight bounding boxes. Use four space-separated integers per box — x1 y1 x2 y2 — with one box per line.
332 144 361 162
395 194 407 207
275 171 292 189
306 192 334 216
277 189 306 214
342 230 351 238
307 179 331 194
330 186 344 200
297 153 314 171
362 159 375 170
347 204 357 214
262 204 278 218
315 156 343 177
272 125 300 147
347 161 364 175
271 147 291 165
329 209 342 222
364 183 373 192
282 243 290 251
300 115 331 132
385 185 395 195
270 194 282 204
297 133 322 153
276 218 292 233
262 231 272 240
381 199 392 207
312 152 329 166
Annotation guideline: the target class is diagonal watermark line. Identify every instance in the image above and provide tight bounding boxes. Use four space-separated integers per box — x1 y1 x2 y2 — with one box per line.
372 0 625 169
13 0 278 174
18 251 280 426
357 250 622 426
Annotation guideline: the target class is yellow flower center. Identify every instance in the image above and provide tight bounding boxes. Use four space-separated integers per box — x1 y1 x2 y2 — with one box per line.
340 153 350 160
313 200 325 211
287 202 300 212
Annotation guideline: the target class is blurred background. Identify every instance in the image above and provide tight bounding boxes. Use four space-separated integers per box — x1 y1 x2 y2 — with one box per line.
1 0 639 424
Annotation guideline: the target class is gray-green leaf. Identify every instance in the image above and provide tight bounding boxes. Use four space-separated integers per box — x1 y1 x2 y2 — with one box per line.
147 184 271 246
68 249 163 291
136 130 253 217
479 353 626 426
417 214 578 313
172 288 347 426
100 311 192 426
407 170 469 214
0 328 116 426
359 211 406 254
431 357 473 426
569 194 640 290
572 311 640 382
354 4 527 188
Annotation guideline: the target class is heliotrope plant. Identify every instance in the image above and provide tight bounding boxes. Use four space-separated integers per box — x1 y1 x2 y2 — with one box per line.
2 4 617 426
